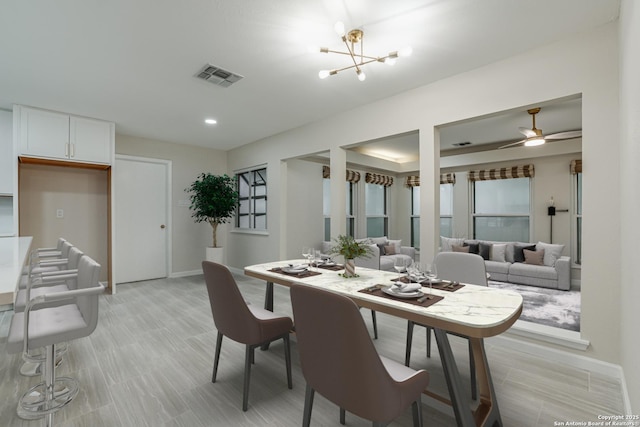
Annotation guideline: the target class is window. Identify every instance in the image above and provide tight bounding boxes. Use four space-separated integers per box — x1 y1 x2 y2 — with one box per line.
236 167 267 230
473 177 530 241
323 179 355 240
575 172 582 265
366 183 388 237
440 183 453 238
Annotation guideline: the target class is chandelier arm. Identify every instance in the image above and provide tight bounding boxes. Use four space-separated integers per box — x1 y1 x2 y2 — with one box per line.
324 49 379 61
341 36 362 72
329 57 385 74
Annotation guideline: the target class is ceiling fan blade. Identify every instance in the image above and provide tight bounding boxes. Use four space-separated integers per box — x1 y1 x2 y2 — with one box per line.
545 130 582 140
498 139 526 149
519 127 537 138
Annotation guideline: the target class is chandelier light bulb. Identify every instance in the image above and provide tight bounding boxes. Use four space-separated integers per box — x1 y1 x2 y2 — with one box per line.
384 57 396 66
357 70 366 81
334 21 345 36
318 70 331 79
204 118 217 125
307 45 320 53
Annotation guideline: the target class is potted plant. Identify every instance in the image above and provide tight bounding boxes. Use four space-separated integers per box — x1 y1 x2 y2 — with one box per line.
328 234 373 278
186 173 239 263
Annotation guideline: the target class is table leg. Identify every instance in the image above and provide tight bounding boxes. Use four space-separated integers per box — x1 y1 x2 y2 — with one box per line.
469 337 503 427
261 281 274 351
434 328 477 427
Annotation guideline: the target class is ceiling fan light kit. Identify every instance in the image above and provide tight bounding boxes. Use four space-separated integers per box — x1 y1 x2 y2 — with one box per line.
315 21 411 81
499 107 582 149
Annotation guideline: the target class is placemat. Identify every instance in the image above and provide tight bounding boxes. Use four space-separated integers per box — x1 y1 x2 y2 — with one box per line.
391 276 464 292
358 286 444 308
269 267 322 278
316 263 344 271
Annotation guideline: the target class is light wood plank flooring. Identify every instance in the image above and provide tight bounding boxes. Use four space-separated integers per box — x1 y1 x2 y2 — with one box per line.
0 274 624 426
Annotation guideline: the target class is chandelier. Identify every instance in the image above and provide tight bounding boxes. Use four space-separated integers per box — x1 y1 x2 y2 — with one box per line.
312 21 412 81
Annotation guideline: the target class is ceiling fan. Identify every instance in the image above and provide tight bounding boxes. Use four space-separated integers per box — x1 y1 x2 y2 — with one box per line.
499 107 582 149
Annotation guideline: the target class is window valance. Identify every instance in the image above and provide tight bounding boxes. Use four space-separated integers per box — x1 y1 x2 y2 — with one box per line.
404 173 456 187
322 165 361 183
365 172 394 187
468 164 534 181
570 159 582 174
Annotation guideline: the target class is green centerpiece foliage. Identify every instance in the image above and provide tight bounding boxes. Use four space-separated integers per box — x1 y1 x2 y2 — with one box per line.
186 173 239 248
329 235 373 260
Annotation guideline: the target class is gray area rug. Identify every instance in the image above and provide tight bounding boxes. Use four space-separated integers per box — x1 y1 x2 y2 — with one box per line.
488 281 581 332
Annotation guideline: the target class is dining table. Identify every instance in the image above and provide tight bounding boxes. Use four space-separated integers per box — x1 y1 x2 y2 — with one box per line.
244 259 523 427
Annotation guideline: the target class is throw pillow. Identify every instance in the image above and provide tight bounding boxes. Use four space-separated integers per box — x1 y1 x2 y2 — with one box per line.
376 243 386 256
490 243 507 262
387 239 402 254
384 245 396 255
465 242 480 254
441 236 464 252
524 248 545 266
452 244 470 253
514 244 536 263
370 236 388 246
536 241 565 267
479 243 492 260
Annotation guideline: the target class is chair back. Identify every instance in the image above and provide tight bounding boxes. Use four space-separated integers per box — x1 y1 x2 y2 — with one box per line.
202 261 263 344
75 255 102 335
65 247 85 289
435 252 488 286
290 284 408 422
60 240 73 258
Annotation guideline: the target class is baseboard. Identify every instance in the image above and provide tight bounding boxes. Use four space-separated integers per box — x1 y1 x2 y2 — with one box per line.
505 320 589 350
169 269 202 278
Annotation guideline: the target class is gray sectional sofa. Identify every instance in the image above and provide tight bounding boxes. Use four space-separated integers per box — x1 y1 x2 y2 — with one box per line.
440 237 571 290
322 237 415 272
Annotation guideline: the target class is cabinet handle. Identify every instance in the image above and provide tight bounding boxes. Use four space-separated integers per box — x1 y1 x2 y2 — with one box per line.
70 143 75 158
65 143 69 157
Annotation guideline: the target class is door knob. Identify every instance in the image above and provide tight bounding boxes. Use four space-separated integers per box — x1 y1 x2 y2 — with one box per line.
160 224 166 229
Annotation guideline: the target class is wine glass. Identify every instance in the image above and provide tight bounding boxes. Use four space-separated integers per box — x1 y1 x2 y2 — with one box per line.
394 257 406 283
302 246 310 266
424 263 438 297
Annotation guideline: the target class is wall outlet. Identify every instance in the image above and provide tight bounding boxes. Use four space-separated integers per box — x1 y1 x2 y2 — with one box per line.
56 209 64 218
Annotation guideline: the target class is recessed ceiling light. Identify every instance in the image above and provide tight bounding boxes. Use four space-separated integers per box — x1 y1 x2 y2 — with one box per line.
204 119 217 125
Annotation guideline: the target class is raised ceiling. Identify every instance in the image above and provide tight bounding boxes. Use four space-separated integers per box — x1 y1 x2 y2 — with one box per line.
0 1 618 151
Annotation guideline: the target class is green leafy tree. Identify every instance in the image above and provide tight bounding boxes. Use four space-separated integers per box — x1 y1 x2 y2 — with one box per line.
186 173 239 247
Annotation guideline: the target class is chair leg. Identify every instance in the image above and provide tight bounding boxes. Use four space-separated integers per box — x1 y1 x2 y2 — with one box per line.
371 310 378 339
340 407 346 424
405 320 414 366
468 340 477 401
212 332 223 383
283 335 292 389
426 327 432 358
411 399 423 427
242 344 253 411
303 384 315 427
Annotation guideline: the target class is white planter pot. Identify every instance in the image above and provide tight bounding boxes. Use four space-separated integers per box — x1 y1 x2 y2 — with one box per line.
206 247 224 264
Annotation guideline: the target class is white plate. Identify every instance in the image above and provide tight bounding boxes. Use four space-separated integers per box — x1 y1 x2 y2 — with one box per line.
282 266 307 273
382 287 424 299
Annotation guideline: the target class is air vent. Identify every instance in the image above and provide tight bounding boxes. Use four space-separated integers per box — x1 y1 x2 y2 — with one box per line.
452 141 472 147
195 64 244 88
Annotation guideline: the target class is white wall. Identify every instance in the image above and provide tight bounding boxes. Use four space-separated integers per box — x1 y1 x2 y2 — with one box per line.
115 135 228 274
228 23 620 363
619 0 640 412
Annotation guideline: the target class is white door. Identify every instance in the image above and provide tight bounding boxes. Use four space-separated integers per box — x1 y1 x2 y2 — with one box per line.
115 156 170 283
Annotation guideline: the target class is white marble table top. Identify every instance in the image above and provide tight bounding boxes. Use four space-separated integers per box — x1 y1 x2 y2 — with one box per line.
245 259 523 338
0 236 32 306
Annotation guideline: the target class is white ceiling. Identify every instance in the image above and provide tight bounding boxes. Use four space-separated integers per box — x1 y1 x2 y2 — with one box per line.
0 1 618 152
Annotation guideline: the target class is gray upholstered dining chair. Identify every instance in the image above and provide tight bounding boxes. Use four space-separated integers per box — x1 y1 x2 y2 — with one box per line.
22 240 74 281
202 261 293 412
290 284 430 427
405 251 487 400
7 255 103 423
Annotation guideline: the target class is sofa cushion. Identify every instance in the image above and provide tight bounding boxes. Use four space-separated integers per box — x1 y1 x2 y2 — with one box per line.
524 249 545 265
452 244 470 253
514 244 536 263
479 243 492 260
387 239 402 254
379 254 412 271
490 243 507 262
466 242 480 255
509 262 559 281
369 236 387 246
536 241 565 267
376 243 387 255
441 236 464 252
485 260 510 275
384 245 396 255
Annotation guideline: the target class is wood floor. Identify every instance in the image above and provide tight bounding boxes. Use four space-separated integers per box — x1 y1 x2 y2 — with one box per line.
0 273 625 427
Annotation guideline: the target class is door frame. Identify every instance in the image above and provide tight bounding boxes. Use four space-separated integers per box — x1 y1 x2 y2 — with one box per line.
113 154 172 290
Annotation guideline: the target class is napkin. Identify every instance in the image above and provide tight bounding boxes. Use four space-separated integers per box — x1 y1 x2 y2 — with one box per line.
396 283 421 293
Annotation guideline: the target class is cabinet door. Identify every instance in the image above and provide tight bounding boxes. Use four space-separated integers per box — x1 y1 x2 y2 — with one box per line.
19 107 70 159
69 116 114 164
0 111 14 194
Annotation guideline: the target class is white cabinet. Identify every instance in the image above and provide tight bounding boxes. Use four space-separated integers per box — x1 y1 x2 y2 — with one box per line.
0 110 16 236
16 105 114 165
